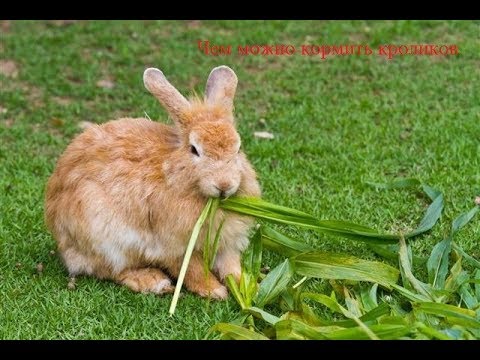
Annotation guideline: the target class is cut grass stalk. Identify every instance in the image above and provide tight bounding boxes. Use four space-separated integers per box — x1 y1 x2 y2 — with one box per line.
204 198 220 275
220 187 443 244
169 198 215 315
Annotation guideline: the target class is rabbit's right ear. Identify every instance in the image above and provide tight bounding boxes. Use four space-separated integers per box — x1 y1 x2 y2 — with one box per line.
143 68 190 125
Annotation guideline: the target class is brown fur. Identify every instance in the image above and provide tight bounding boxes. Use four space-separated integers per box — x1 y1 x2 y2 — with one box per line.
45 66 261 299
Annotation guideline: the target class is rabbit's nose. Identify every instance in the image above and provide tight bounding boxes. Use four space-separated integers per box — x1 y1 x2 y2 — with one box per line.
215 181 234 198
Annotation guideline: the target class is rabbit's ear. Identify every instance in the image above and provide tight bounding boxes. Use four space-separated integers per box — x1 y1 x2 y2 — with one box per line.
205 66 238 111
144 68 190 124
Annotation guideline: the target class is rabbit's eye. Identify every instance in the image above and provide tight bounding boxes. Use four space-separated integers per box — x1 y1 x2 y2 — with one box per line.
190 145 200 157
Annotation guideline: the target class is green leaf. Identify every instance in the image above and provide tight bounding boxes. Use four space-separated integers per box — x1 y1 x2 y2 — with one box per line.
225 274 246 310
280 316 410 340
244 307 281 325
427 239 451 288
368 244 399 262
209 218 224 270
222 188 443 245
210 323 269 340
261 226 313 257
204 198 220 273
365 181 443 239
255 259 294 307
452 243 480 269
243 227 263 278
326 324 411 340
475 270 480 301
445 257 463 293
458 280 478 310
451 206 479 235
239 271 257 308
323 303 391 328
359 303 392 322
450 265 478 310
378 316 408 326
369 244 427 265
169 198 214 315
359 283 378 312
275 319 329 340
398 236 433 300
414 322 454 340
229 314 250 326
301 292 382 339
422 184 442 201
221 197 399 244
301 292 343 315
406 192 444 237
366 178 421 190
344 288 363 318
414 302 480 328
390 283 431 303
292 252 399 288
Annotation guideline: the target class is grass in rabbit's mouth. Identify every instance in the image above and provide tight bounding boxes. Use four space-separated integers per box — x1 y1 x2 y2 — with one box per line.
1 20 479 340
171 181 480 339
169 198 216 315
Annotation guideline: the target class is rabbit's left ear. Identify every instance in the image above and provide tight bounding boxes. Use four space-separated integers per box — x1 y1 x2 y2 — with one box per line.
205 66 238 111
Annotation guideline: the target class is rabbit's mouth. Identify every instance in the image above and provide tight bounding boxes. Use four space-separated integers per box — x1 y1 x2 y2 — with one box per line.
216 187 237 200
200 181 239 199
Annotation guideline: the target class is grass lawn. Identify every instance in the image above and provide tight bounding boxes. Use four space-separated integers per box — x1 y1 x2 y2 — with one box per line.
1 20 479 339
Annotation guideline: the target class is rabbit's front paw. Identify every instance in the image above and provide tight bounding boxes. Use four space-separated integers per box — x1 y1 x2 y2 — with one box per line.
210 285 228 300
187 275 228 300
117 268 174 295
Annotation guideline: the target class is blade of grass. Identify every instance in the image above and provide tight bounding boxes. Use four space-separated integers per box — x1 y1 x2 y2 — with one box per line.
390 283 432 302
427 239 451 288
210 323 269 340
221 197 399 244
475 270 480 301
292 276 308 289
398 235 434 300
203 198 220 275
239 271 257 308
222 189 443 244
325 324 411 340
451 206 479 235
445 257 463 293
452 243 480 269
208 218 225 270
244 307 281 325
275 319 330 340
422 184 442 201
367 180 444 239
344 287 363 318
292 252 399 288
302 293 343 314
414 302 480 328
243 226 262 278
458 279 478 310
301 292 379 339
261 226 313 257
359 283 378 311
255 259 294 307
369 244 427 264
406 191 444 237
169 198 214 315
414 322 454 340
322 303 391 328
225 274 247 310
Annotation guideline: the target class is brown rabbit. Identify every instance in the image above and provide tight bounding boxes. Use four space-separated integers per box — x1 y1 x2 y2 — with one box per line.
45 66 261 299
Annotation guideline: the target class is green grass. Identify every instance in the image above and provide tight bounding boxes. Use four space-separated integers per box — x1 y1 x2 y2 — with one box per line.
1 20 479 339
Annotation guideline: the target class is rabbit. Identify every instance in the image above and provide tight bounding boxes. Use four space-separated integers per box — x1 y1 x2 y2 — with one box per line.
45 65 261 300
